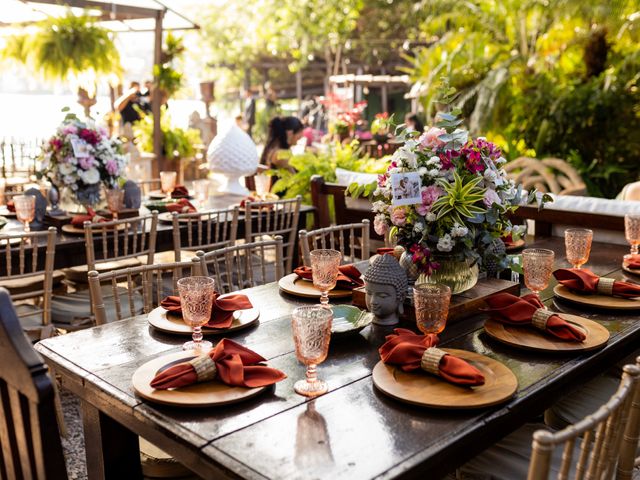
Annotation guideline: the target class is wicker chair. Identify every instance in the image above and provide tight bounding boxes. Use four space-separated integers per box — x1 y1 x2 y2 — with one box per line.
197 237 284 294
504 157 587 196
299 220 370 267
244 195 301 272
0 227 59 340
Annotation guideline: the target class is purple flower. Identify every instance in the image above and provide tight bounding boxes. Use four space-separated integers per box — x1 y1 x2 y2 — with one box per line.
105 159 119 175
78 156 94 170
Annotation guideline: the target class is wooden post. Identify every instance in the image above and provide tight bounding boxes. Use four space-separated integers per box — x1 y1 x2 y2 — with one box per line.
296 69 303 114
152 8 165 178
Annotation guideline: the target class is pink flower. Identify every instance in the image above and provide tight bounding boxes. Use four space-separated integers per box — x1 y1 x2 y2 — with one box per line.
62 125 77 135
483 189 502 207
374 215 388 235
416 185 443 215
105 159 119 175
78 156 94 170
377 174 387 187
418 127 446 150
390 207 407 226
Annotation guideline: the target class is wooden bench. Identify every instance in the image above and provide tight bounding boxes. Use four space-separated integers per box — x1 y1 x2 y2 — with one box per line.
511 205 625 237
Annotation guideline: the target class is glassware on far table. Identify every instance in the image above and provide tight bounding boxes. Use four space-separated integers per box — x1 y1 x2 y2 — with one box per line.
193 180 210 209
14 195 35 233
625 214 640 256
564 228 593 269
413 283 451 334
310 249 341 306
177 276 215 352
254 173 271 199
522 248 555 298
160 171 177 201
291 305 333 397
105 188 124 221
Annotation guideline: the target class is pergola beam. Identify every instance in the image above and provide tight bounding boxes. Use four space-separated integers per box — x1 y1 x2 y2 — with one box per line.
23 0 160 19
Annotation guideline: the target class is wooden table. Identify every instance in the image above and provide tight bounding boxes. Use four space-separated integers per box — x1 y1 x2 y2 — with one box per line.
35 237 640 479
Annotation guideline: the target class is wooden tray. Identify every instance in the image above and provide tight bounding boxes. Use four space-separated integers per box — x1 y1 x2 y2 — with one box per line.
61 223 126 235
505 239 526 252
278 273 353 299
372 349 517 409
484 314 609 352
148 304 259 335
132 351 266 407
554 284 640 310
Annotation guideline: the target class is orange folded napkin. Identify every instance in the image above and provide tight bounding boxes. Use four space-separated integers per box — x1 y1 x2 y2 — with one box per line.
70 207 107 226
165 198 197 213
149 338 286 390
171 185 189 198
160 293 253 329
625 255 640 270
379 328 485 386
554 268 640 299
484 292 586 342
376 247 395 256
6 201 15 212
293 264 364 289
240 195 274 210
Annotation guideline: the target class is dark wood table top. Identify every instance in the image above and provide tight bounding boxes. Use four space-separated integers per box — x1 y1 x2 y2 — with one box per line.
35 237 640 479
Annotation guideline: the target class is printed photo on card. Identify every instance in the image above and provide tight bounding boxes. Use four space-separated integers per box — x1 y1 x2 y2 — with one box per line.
70 138 90 158
390 172 422 206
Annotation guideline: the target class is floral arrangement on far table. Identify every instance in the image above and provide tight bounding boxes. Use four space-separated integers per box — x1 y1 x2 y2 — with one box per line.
40 111 128 206
349 108 547 276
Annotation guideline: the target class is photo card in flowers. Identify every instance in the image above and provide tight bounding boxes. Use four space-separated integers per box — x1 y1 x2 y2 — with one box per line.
391 172 422 206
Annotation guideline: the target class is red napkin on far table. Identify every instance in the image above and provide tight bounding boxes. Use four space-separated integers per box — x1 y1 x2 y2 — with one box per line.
554 268 640 299
240 195 274 210
379 328 485 386
70 207 107 226
376 247 396 256
160 293 253 329
6 201 15 212
625 255 640 270
484 293 586 342
149 338 286 390
293 264 364 289
165 198 197 214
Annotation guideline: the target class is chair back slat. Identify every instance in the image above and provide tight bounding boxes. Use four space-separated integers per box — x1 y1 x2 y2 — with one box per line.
0 289 67 479
172 207 239 261
299 220 370 267
617 358 640 478
197 237 284 294
245 196 301 272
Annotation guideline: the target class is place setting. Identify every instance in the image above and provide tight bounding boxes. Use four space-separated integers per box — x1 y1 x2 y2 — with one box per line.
622 213 640 277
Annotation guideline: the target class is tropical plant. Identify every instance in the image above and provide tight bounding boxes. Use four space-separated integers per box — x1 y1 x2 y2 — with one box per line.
133 109 201 159
154 33 185 100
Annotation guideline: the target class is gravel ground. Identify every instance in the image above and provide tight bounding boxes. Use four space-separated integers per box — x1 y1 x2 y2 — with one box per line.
60 388 88 480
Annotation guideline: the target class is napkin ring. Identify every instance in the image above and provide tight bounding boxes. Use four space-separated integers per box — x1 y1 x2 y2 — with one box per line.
597 277 615 296
420 347 447 376
190 355 217 382
531 308 555 331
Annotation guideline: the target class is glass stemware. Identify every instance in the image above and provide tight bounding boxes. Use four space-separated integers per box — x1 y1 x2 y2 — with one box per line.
413 283 451 334
160 171 177 201
14 195 35 233
522 248 555 298
564 228 593 269
310 249 341 307
105 188 124 221
193 179 210 209
254 173 271 200
625 214 640 256
291 305 333 397
177 276 215 352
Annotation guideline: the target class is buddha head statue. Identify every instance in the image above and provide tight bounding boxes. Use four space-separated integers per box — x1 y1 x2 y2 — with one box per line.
363 254 408 326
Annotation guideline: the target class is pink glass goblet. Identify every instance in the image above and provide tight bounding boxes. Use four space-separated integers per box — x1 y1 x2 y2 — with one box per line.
564 228 592 269
160 171 177 201
522 248 555 299
105 188 124 221
14 195 35 233
177 276 215 352
310 249 341 307
413 283 451 334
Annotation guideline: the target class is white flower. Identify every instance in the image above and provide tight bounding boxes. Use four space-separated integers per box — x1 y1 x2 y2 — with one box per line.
496 156 507 165
427 168 440 178
450 223 468 237
437 234 454 252
59 162 74 175
388 167 401 175
79 168 100 184
426 212 437 222
63 174 75 185
483 169 498 183
418 167 428 176
512 224 527 236
413 221 425 233
372 201 388 213
427 156 441 166
405 139 419 149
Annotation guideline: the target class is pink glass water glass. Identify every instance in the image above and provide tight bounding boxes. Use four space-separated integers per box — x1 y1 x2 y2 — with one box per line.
413 283 451 334
105 188 124 221
291 305 333 397
625 214 640 256
522 248 555 297
160 171 177 201
14 195 35 233
310 249 341 306
177 276 215 352
564 228 592 269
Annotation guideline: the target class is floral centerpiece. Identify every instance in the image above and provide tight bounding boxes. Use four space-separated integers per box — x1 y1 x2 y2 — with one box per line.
349 105 547 293
40 111 128 207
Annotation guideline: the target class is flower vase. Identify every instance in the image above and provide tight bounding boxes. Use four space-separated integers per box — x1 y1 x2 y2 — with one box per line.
416 257 479 295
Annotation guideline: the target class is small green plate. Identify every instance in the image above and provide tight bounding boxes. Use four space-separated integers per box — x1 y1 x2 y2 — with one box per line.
144 200 178 213
331 305 373 336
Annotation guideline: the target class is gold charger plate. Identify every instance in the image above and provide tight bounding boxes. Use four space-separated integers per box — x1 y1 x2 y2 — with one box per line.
147 303 259 335
132 351 266 407
622 265 640 277
505 239 526 252
372 349 517 409
554 284 640 310
157 211 215 224
61 223 126 235
484 313 609 352
278 273 353 299
148 189 191 200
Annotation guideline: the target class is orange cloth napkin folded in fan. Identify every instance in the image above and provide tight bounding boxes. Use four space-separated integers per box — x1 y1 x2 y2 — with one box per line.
484 293 586 342
165 198 197 214
293 264 364 289
150 338 286 390
70 207 107 226
171 185 189 198
378 328 485 386
554 268 640 299
160 293 253 329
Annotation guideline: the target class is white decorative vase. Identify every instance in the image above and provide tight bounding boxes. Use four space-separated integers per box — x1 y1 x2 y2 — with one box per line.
207 124 258 196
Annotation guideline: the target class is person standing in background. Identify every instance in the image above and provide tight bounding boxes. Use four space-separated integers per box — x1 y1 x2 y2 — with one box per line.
243 89 256 138
115 81 144 126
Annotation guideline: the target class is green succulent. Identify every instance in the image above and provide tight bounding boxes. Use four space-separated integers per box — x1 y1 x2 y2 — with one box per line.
431 171 486 224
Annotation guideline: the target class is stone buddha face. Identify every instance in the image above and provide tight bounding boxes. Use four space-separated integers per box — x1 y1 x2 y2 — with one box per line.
365 281 403 326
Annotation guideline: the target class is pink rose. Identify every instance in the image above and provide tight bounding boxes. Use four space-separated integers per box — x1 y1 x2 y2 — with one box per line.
105 159 119 175
418 127 446 150
390 207 407 227
416 185 443 215
78 156 94 170
374 215 389 235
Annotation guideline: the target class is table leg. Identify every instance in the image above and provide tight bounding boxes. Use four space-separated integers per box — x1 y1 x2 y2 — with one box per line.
81 400 142 480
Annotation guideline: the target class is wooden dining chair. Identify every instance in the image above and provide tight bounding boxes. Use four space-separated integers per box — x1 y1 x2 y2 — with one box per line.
197 236 284 294
0 227 60 340
299 220 370 266
171 206 239 262
244 195 301 272
88 260 200 325
0 287 68 479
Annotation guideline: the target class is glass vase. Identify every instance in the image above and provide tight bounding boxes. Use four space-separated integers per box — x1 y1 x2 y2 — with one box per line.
417 256 479 295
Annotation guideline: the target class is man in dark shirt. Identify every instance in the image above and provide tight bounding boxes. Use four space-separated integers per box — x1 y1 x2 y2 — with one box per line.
115 81 144 125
